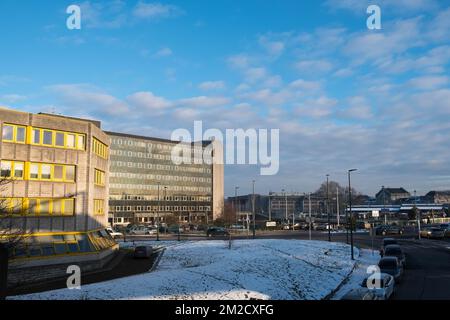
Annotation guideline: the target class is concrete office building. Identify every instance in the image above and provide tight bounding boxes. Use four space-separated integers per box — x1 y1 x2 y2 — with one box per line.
0 107 115 267
106 131 224 226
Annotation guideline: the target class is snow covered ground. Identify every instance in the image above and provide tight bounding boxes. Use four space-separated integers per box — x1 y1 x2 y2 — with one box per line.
331 248 381 300
11 239 363 300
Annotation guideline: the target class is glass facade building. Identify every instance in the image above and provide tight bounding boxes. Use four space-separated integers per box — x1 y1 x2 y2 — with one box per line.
106 132 224 226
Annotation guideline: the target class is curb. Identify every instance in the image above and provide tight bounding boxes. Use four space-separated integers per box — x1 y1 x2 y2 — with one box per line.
149 248 166 273
323 247 361 300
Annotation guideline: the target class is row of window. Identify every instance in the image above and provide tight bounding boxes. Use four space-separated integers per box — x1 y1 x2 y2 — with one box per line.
110 172 211 183
94 199 105 216
9 230 116 260
2 123 86 150
109 194 211 202
111 205 211 212
112 160 211 174
94 169 105 186
111 149 207 160
0 160 76 182
110 183 212 193
0 198 75 216
93 138 108 159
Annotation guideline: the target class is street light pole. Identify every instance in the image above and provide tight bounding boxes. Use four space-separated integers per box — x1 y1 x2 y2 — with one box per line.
252 180 256 239
327 174 331 242
348 169 357 260
235 186 239 226
415 190 421 240
157 182 160 241
309 192 312 241
164 186 168 236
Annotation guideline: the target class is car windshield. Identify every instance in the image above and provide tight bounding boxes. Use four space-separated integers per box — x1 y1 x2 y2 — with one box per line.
430 228 441 231
385 248 402 255
379 259 397 268
384 240 397 246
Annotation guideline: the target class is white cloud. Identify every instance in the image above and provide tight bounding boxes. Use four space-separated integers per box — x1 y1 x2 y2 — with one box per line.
154 47 173 57
198 81 226 91
227 54 251 69
133 2 182 19
48 84 130 116
258 36 285 57
0 94 27 103
244 67 268 83
408 76 449 91
295 59 333 74
289 79 321 92
295 96 338 118
127 91 172 111
177 96 231 108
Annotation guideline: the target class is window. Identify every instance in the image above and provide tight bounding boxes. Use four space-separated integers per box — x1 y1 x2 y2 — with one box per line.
41 164 51 180
30 164 39 179
13 162 24 179
0 161 12 178
94 169 105 186
32 128 41 144
94 199 104 216
55 132 64 147
66 134 75 148
65 166 75 182
63 199 75 215
77 135 85 150
2 125 13 141
52 199 62 215
54 165 64 180
16 126 26 143
43 130 53 145
28 199 38 215
93 138 108 159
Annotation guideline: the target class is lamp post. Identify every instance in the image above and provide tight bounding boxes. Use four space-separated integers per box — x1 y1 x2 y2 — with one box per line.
235 186 239 226
415 190 422 240
308 192 312 240
326 174 331 242
348 169 357 260
164 186 167 235
156 182 160 241
252 180 256 239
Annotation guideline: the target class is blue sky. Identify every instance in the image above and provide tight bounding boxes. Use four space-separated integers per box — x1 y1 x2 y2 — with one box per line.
1 0 450 197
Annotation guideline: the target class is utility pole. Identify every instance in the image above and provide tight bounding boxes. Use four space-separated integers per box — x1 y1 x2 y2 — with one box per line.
164 186 168 235
268 193 272 222
349 169 357 260
327 174 331 242
252 180 256 239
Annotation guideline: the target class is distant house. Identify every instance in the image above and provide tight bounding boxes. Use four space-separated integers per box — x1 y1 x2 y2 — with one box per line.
375 187 411 205
425 191 450 204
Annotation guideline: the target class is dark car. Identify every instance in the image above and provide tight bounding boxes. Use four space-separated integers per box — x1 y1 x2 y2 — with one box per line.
375 225 403 236
383 244 406 268
207 227 230 237
133 246 153 259
380 238 398 256
378 257 403 283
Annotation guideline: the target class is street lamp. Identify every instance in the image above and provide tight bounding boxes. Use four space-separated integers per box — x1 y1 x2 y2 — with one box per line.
164 186 168 236
252 180 256 239
157 182 160 241
326 174 331 242
235 186 239 226
348 169 357 260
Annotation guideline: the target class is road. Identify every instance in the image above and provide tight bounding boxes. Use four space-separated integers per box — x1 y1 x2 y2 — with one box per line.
124 229 450 300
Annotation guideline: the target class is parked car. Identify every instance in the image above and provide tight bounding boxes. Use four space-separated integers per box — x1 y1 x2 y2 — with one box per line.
383 245 406 268
421 227 445 239
106 227 123 239
168 225 183 233
206 227 230 237
378 257 403 283
375 225 404 236
128 225 153 235
133 246 153 259
361 273 395 300
341 288 378 300
380 238 398 257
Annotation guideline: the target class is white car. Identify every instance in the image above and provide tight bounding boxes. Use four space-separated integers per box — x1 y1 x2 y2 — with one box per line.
106 227 123 239
361 273 395 300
